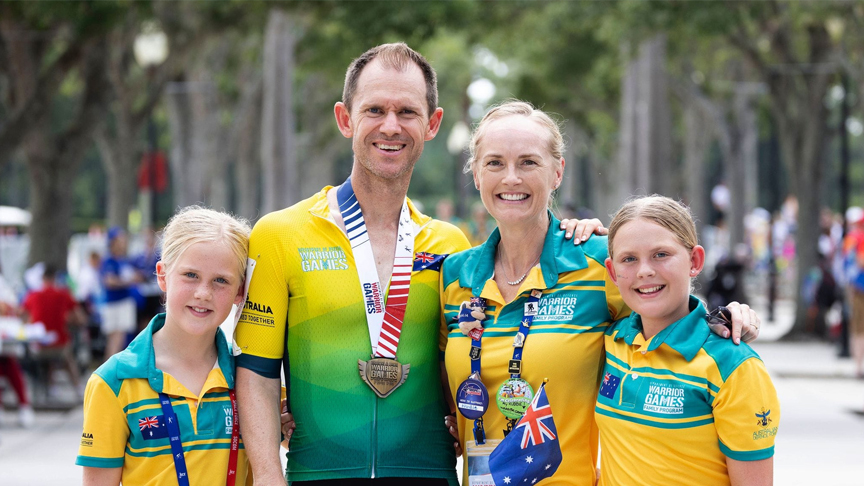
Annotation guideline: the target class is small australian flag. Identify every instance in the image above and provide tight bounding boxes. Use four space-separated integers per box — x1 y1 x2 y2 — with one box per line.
488 383 562 486
413 252 447 272
139 415 169 440
599 372 620 399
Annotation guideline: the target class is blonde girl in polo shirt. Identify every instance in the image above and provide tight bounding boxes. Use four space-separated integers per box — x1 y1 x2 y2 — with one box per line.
598 196 779 485
77 207 253 485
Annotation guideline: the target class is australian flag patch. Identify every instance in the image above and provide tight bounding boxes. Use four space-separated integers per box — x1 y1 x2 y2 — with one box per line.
138 415 169 440
413 252 447 272
599 372 621 399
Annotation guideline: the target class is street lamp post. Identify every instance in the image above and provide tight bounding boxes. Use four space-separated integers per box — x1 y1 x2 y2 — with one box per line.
133 24 169 229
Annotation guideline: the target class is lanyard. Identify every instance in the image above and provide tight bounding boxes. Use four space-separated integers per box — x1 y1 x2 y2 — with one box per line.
158 393 190 486
158 391 241 486
469 290 541 377
467 289 542 444
336 177 415 359
226 390 240 486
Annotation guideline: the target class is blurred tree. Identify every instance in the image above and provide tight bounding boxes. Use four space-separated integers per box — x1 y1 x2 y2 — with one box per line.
94 2 210 229
0 1 123 270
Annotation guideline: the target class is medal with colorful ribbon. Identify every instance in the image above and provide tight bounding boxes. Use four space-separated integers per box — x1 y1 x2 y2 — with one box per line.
337 178 413 398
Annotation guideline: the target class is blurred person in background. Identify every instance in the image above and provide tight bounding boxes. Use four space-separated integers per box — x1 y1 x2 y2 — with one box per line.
21 265 86 398
75 251 103 362
100 227 140 359
0 261 33 427
133 228 163 333
843 207 864 378
467 200 494 246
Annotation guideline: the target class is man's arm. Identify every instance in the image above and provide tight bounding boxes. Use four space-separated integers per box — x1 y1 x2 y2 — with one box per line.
236 367 286 486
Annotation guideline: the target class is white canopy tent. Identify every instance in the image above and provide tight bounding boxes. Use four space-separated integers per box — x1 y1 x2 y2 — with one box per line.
0 206 31 227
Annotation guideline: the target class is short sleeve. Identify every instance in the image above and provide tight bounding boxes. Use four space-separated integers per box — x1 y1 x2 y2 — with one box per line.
712 358 780 461
75 374 129 468
234 219 289 379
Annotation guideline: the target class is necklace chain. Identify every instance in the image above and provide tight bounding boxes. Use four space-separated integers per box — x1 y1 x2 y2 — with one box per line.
497 246 541 286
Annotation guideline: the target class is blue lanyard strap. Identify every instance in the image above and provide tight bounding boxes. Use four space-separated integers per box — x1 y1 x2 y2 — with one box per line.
508 291 541 378
159 393 190 486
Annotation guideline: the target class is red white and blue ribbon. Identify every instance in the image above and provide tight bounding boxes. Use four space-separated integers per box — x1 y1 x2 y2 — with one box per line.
336 177 414 359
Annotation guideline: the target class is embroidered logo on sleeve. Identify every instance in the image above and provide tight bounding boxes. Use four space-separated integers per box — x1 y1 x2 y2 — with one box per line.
753 407 778 440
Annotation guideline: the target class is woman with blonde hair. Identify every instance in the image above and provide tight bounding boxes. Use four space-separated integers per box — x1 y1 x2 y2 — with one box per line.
440 101 760 485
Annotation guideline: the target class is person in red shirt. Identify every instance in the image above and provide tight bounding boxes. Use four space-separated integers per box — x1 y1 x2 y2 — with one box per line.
22 265 85 396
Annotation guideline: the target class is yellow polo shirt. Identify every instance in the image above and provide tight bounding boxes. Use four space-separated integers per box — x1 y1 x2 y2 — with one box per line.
595 297 780 485
76 315 252 485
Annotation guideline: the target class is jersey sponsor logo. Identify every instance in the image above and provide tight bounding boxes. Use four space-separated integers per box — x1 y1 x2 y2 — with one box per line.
642 383 684 414
532 296 578 322
80 432 94 447
363 282 384 314
299 246 349 272
244 299 273 315
240 298 276 327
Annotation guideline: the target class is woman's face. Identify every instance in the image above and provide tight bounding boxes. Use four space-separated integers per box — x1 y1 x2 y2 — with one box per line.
472 115 564 229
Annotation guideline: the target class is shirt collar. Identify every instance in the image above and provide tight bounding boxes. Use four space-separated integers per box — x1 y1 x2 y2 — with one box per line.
613 296 709 362
458 211 589 296
309 185 431 228
115 313 235 391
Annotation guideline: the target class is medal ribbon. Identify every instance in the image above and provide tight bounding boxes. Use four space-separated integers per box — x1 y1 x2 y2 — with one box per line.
158 391 241 486
336 177 415 358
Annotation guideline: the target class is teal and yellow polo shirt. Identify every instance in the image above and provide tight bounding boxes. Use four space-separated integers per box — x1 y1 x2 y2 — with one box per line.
441 214 629 485
235 187 470 483
595 297 780 486
76 314 252 485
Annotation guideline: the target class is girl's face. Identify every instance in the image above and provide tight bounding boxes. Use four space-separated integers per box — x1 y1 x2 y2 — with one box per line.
156 241 244 338
605 218 705 331
472 115 564 229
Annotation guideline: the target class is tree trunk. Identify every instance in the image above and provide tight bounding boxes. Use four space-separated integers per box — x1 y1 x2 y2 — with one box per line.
620 35 673 199
776 99 828 335
166 80 194 209
235 85 263 221
260 8 299 213
188 80 219 207
4 24 111 270
682 102 713 234
95 124 138 229
616 42 639 207
23 130 74 269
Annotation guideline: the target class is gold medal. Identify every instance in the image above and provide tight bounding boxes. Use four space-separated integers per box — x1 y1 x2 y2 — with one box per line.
358 357 411 398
